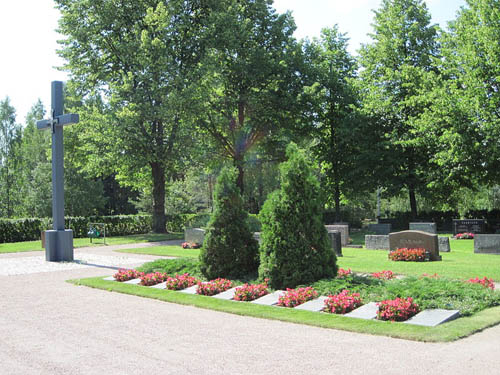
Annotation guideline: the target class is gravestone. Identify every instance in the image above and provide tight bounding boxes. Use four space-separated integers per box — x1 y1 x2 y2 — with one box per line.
184 228 206 245
325 224 348 246
438 237 451 252
474 235 500 254
253 232 262 245
389 230 441 261
409 222 437 234
404 309 460 327
453 219 486 236
367 223 392 235
365 235 390 250
327 230 342 257
36 81 79 262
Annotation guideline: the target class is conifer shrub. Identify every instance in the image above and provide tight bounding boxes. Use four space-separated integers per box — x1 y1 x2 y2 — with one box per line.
199 167 259 279
258 143 337 289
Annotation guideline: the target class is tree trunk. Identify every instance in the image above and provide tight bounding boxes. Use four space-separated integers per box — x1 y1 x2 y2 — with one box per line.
234 156 244 195
409 186 418 220
334 181 341 222
151 161 167 233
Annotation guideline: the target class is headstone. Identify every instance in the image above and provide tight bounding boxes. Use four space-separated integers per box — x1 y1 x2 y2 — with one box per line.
294 296 328 312
404 309 460 327
453 219 486 236
184 228 205 245
344 302 378 320
212 287 238 300
253 232 262 245
178 285 198 294
365 235 390 250
409 222 437 234
325 224 349 246
367 223 392 235
251 290 285 306
36 81 79 262
327 230 342 257
150 282 167 289
474 234 500 254
389 230 441 261
103 276 116 281
438 237 451 253
123 278 142 285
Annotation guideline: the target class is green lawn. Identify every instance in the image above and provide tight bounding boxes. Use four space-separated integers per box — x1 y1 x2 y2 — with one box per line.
0 232 183 254
118 246 199 258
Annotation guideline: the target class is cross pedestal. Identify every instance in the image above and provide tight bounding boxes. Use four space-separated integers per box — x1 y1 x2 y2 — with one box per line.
36 81 79 262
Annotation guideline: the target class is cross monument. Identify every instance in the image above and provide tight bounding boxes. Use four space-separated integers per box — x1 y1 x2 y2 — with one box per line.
37 81 79 262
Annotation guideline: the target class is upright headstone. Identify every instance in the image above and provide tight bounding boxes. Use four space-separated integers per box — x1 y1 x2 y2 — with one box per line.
36 81 79 262
438 237 451 253
453 219 486 236
368 223 391 235
325 224 349 246
365 235 390 250
409 222 437 234
474 235 500 254
327 230 342 257
184 228 206 245
389 230 441 261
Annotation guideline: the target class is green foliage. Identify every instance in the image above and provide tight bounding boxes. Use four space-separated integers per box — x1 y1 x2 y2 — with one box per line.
259 143 337 289
199 167 259 280
137 258 201 278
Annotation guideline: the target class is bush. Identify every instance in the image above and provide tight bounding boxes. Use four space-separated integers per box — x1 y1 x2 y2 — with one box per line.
165 273 199 290
233 280 269 301
467 277 495 290
388 248 427 262
324 290 363 314
377 297 420 321
258 144 337 289
140 272 168 286
113 269 144 282
199 167 259 280
277 287 318 308
196 278 233 296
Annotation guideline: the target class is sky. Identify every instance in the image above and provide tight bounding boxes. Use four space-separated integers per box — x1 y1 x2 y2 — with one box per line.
0 0 466 124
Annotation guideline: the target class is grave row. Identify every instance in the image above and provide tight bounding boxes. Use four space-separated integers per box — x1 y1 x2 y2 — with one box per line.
102 276 460 327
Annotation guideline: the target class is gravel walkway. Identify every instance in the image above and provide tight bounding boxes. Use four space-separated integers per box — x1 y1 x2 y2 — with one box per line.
1 245 499 374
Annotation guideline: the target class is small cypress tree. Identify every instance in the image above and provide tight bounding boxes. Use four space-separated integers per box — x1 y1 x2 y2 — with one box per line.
258 143 337 289
199 166 259 280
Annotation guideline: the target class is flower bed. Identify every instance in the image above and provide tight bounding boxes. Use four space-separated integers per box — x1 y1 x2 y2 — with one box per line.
371 270 395 280
337 268 352 278
113 269 144 282
323 289 363 314
196 278 233 296
277 287 318 308
233 280 269 301
455 232 474 239
165 273 199 290
377 297 420 321
467 277 495 290
182 242 201 249
140 272 168 286
389 248 427 262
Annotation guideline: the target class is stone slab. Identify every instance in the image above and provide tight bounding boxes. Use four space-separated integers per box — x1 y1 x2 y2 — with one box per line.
184 228 206 245
438 237 451 252
325 225 349 246
212 287 238 300
344 302 378 320
474 234 500 254
150 281 167 289
253 232 262 245
404 309 460 327
294 296 328 312
123 278 142 285
368 223 392 235
365 235 389 250
251 290 285 306
178 285 198 294
327 230 342 257
409 223 437 234
103 276 116 281
389 230 441 261
453 219 486 235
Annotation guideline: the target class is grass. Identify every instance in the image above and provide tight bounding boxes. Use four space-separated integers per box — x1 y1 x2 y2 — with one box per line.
0 232 183 254
69 276 500 342
118 245 199 258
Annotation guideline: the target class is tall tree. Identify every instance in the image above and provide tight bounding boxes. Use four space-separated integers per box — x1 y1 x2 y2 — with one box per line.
0 97 22 218
358 0 440 218
194 0 303 193
56 0 212 232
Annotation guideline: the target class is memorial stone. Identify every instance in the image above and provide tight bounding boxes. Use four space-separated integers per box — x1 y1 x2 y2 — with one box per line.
474 234 500 254
365 235 390 250
389 230 441 261
184 228 206 245
327 230 342 257
438 237 451 252
367 223 392 235
325 224 349 246
453 219 486 236
409 222 437 234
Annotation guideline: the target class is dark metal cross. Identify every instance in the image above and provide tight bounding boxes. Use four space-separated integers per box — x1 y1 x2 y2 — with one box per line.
36 81 79 262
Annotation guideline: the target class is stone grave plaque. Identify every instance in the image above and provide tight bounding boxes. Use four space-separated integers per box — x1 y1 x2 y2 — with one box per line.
438 237 451 252
251 290 285 306
452 219 486 236
474 234 500 254
294 296 328 312
184 228 205 244
327 230 342 257
178 285 198 294
103 276 116 281
123 278 142 285
367 223 392 235
365 235 390 250
344 302 378 320
389 230 441 261
213 287 238 300
325 224 349 246
409 222 437 234
150 282 167 289
404 309 460 327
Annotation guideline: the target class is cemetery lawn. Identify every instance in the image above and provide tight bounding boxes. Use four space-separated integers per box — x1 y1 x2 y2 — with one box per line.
118 246 199 258
70 275 500 342
0 232 183 254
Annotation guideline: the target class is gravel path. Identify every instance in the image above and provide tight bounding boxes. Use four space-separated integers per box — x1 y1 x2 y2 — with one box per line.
1 246 499 374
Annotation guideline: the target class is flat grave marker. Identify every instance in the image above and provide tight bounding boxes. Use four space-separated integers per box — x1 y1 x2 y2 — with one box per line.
404 309 460 327
251 290 285 306
294 296 328 312
344 302 378 320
